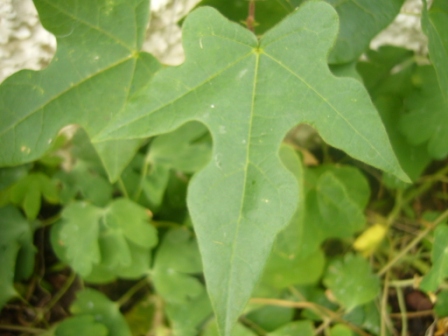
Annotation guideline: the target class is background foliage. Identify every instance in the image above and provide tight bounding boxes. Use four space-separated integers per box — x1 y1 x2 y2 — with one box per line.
1 0 448 335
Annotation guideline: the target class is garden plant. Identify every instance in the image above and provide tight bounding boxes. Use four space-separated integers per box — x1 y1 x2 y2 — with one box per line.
1 0 448 335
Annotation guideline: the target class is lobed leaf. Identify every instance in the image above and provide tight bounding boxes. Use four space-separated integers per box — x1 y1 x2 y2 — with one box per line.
67 288 131 336
0 0 161 181
52 198 157 280
95 3 407 334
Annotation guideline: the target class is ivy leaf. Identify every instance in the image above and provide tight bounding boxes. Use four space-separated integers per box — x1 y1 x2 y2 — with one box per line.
0 206 36 310
422 0 448 100
52 198 156 280
0 0 161 181
95 3 407 334
400 66 448 159
420 225 448 292
324 254 380 310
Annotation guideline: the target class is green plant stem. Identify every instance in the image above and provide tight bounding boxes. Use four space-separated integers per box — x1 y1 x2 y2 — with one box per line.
250 298 371 336
40 213 61 227
396 287 408 336
116 278 149 307
0 325 44 334
380 272 389 336
403 164 448 204
377 208 448 276
386 189 403 228
133 156 151 201
389 278 417 287
43 271 77 314
239 315 267 336
118 177 129 198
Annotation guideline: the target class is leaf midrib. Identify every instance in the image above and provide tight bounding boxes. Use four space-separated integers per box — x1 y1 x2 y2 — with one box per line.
221 50 260 335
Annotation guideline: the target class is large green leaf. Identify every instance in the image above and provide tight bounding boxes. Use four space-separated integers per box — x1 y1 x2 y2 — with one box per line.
422 0 448 100
0 0 161 181
94 3 407 334
195 0 404 64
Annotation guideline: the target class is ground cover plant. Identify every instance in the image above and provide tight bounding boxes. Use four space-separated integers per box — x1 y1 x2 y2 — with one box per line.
0 0 448 335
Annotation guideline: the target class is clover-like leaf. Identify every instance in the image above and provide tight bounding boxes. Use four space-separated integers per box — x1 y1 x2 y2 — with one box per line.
0 0 161 181
400 66 448 159
52 198 156 280
1 172 59 220
94 3 407 334
422 0 448 100
68 288 131 336
55 315 108 336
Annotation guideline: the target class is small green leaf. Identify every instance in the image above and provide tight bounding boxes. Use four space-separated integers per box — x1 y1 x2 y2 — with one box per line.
149 121 211 173
324 254 380 310
0 206 35 310
152 229 204 304
435 290 448 317
400 66 448 159
53 198 156 280
329 324 353 336
124 297 155 336
268 320 315 336
343 301 381 336
5 173 59 220
420 224 448 292
69 288 131 336
55 315 108 336
301 165 370 253
262 146 324 288
58 202 102 276
152 229 212 335
422 0 448 100
245 305 294 332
